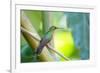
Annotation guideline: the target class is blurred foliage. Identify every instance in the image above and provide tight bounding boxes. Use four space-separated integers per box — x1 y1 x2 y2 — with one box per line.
66 12 90 60
24 10 43 37
21 10 89 62
54 30 75 61
21 44 33 62
21 35 34 62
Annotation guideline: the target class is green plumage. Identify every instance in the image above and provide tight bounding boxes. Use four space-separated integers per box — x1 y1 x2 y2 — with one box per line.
35 26 58 55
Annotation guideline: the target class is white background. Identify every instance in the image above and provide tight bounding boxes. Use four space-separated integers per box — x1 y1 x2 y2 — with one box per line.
0 0 100 73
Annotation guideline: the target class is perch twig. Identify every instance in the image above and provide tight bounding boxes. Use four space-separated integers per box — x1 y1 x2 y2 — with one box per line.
21 27 70 61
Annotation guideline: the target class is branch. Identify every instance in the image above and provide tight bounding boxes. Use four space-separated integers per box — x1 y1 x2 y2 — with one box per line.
46 44 70 61
21 27 40 41
21 27 70 61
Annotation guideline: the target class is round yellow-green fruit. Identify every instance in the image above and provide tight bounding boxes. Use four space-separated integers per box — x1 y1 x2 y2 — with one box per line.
53 30 75 61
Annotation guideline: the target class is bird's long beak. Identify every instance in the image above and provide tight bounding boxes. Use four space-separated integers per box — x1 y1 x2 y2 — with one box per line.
56 27 72 32
56 27 64 29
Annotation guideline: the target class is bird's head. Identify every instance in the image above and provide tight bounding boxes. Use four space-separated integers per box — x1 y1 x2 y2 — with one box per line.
49 26 64 31
49 26 58 31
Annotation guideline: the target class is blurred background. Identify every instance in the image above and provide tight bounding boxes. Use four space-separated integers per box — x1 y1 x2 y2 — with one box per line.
21 10 90 63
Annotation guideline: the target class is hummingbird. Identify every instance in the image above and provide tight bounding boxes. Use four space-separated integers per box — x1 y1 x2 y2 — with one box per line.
35 26 59 55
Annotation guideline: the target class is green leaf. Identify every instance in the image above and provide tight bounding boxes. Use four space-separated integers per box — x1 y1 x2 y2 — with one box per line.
21 44 38 63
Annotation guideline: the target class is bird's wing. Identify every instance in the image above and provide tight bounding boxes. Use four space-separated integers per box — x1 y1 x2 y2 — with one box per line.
36 37 50 55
